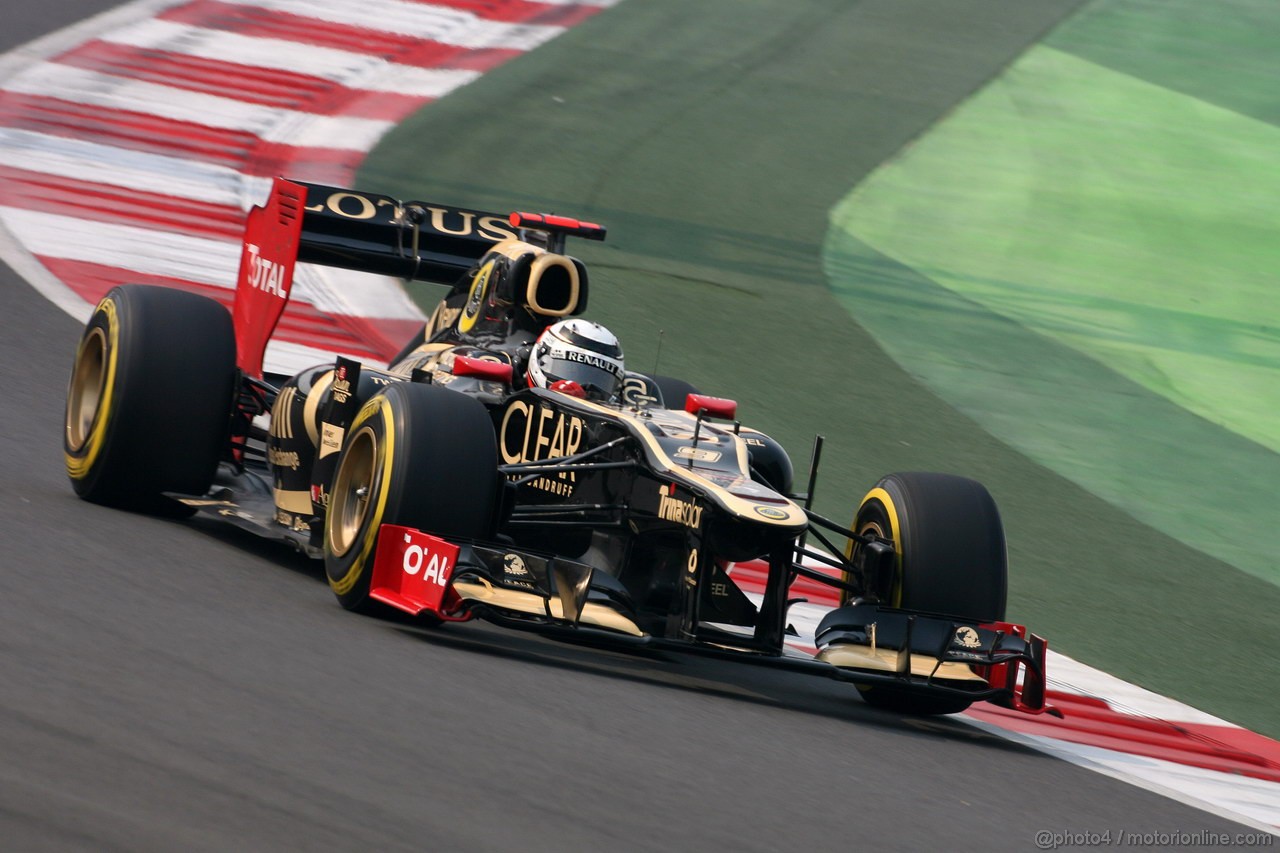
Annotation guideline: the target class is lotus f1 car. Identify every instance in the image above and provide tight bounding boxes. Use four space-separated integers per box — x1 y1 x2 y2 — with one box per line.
64 178 1056 717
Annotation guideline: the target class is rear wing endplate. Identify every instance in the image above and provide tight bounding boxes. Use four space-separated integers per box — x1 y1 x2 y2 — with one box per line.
231 177 605 378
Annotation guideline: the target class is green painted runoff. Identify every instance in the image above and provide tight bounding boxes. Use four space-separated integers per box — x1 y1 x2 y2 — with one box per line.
1046 0 1280 127
831 45 1280 587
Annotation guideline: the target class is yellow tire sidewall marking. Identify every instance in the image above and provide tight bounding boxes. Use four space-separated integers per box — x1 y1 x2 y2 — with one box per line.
66 297 120 480
328 395 396 596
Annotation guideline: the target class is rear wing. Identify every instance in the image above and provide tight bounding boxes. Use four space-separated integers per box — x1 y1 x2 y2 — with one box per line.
232 177 606 378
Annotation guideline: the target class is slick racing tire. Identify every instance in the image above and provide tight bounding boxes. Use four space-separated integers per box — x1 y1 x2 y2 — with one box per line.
64 285 236 509
846 472 1007 715
324 382 500 613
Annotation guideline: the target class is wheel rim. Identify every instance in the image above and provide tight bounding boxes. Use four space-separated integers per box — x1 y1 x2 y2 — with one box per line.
66 328 107 452
328 425 378 557
851 504 903 608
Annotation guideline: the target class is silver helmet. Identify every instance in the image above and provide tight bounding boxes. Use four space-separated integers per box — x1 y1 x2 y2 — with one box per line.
527 319 624 402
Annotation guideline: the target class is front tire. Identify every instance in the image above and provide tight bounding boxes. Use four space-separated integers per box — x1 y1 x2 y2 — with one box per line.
845 472 1007 714
64 285 236 508
324 382 500 612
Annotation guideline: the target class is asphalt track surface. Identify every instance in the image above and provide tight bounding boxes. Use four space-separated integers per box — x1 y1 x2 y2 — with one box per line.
0 3 1261 851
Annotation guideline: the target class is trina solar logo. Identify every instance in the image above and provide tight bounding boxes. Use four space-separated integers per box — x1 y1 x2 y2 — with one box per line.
658 487 702 529
499 401 584 496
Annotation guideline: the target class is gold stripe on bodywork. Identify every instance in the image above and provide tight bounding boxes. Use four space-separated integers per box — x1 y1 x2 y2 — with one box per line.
452 579 644 636
274 487 313 514
525 254 579 317
815 644 986 682
270 385 296 440
302 370 334 447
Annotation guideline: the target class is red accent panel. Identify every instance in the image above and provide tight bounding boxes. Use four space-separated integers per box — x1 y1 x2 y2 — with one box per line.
511 212 602 231
971 623 1053 715
509 211 606 239
453 354 514 383
368 525 460 617
549 379 586 398
685 393 737 420
232 177 305 378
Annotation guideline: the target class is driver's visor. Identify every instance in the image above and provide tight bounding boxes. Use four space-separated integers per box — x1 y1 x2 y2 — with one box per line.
543 356 622 401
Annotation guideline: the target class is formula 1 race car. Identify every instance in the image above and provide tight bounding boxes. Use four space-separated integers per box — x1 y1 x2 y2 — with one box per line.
64 178 1055 717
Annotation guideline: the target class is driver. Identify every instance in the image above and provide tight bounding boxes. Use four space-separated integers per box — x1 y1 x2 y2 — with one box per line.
526 319 624 402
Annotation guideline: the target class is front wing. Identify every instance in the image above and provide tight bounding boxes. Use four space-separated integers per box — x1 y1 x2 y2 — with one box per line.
370 525 1056 716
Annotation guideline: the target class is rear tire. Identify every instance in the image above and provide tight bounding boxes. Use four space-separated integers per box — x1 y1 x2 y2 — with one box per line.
845 472 1007 715
324 382 500 613
64 285 236 509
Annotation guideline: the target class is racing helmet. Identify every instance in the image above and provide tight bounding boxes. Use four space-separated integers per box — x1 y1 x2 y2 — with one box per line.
527 319 624 402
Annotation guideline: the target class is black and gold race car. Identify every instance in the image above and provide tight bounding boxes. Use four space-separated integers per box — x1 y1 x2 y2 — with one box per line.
64 178 1055 717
